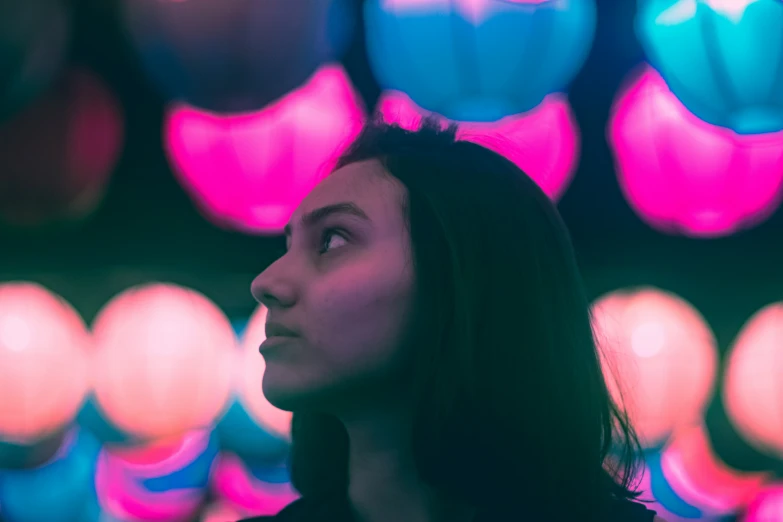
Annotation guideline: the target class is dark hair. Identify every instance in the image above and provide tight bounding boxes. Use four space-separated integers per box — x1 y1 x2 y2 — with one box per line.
288 118 642 519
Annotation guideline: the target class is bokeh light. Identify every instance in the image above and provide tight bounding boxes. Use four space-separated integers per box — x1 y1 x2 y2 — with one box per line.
164 65 365 235
94 429 218 521
659 423 769 518
211 452 299 517
0 428 101 522
122 0 354 113
90 283 235 440
637 0 783 134
0 69 124 227
591 287 718 448
364 0 596 121
723 302 783 459
377 90 579 200
741 484 783 522
0 282 89 444
608 67 783 237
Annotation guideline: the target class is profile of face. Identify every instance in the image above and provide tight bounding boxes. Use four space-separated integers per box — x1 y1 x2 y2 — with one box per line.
250 160 415 413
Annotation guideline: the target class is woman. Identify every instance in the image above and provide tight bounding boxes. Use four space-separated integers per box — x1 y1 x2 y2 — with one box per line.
243 120 663 522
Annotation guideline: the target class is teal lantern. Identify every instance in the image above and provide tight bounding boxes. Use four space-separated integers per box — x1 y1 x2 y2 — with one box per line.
637 0 783 134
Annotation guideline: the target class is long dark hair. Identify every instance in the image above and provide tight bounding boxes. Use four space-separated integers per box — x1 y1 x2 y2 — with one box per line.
287 118 642 519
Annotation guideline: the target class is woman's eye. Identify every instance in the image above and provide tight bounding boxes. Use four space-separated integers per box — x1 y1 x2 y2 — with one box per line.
319 228 348 254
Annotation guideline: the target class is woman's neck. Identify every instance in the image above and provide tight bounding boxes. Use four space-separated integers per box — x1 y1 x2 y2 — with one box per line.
338 406 474 522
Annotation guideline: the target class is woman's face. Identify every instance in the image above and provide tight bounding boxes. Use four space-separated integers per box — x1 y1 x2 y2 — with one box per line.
250 160 415 412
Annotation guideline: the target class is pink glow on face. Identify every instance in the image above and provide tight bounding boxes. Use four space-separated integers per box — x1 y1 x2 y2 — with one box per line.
0 283 89 443
591 288 718 447
236 306 293 439
377 90 579 200
165 65 365 235
742 485 783 522
90 284 235 440
211 453 299 515
608 67 783 237
724 303 783 458
660 424 769 515
94 433 209 522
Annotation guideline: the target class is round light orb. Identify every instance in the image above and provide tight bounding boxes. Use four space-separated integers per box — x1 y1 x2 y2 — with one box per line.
0 282 89 444
723 302 783 459
122 0 354 113
0 69 124 227
164 65 365 235
637 0 783 134
377 90 579 200
90 283 235 440
364 0 596 121
608 66 783 237
591 287 718 448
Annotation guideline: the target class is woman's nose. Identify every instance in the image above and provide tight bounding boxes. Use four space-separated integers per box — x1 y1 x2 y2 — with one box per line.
251 262 297 309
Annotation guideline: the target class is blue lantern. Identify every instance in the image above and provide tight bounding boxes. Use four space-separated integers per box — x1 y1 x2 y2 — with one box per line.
637 0 783 134
364 0 596 122
122 0 354 113
0 427 101 522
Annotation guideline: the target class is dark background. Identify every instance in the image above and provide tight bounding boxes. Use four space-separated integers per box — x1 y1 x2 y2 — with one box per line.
1 0 780 366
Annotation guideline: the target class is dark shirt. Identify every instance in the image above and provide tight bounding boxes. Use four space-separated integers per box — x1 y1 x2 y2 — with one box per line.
237 496 658 522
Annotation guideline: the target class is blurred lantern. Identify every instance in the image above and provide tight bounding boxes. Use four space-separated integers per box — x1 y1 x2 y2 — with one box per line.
723 303 783 459
211 452 298 517
0 69 124 227
741 484 783 522
0 0 70 120
658 423 770 518
608 67 783 237
90 283 235 441
377 89 579 200
122 0 354 113
638 451 723 522
364 0 596 122
0 427 102 522
164 65 364 235
94 429 219 521
201 501 244 522
637 0 783 135
591 287 718 448
0 283 89 449
217 307 292 464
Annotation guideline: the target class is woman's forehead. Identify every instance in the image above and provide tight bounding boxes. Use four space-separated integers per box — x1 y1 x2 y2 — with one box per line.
293 160 404 222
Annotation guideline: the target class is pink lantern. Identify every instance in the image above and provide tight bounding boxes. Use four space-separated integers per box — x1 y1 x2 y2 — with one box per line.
94 429 218 521
0 69 124 227
608 66 783 237
90 284 235 440
0 282 89 443
377 90 579 200
237 306 293 440
659 423 770 517
211 452 299 517
164 65 365 235
201 501 244 522
591 287 718 447
723 302 783 459
741 484 783 522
